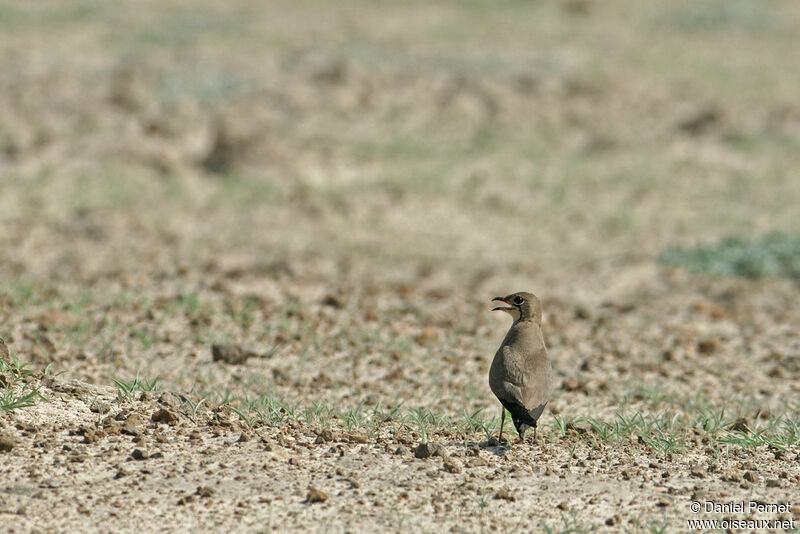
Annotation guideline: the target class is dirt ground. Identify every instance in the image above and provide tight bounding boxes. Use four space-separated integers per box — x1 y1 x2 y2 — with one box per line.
1 1 799 532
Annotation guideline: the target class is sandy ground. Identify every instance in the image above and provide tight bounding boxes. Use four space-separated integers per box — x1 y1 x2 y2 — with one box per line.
1 1 799 532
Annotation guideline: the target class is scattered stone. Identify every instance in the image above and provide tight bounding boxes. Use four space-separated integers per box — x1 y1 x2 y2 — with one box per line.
114 468 129 479
414 442 444 459
766 478 781 488
121 414 143 436
151 409 178 425
723 472 741 483
81 428 102 444
288 457 300 466
0 434 16 452
131 449 148 460
196 486 214 498
201 119 248 174
346 432 368 444
661 349 677 362
394 433 414 447
306 487 328 503
443 458 461 474
494 487 515 501
743 471 758 483
315 429 334 443
690 467 707 479
158 392 183 409
557 502 569 511
696 338 719 355
574 307 591 320
677 106 723 135
394 446 409 456
211 344 256 365
321 293 346 309
42 376 89 395
468 457 488 468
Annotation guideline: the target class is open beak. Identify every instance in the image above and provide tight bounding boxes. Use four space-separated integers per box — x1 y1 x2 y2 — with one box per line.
491 296 513 312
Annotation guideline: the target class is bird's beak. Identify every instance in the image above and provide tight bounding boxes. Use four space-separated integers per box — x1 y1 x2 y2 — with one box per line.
491 296 513 312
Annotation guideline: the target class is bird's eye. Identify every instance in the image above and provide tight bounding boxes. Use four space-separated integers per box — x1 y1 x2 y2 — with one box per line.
513 295 524 306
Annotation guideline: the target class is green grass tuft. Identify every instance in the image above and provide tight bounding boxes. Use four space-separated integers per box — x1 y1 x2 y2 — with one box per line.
112 373 160 402
660 233 800 279
0 356 47 411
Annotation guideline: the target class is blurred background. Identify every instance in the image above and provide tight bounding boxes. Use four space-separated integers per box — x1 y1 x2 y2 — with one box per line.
0 0 799 411
3 4 800 530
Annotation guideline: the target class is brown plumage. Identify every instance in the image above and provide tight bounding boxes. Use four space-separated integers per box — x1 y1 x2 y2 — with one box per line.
0 337 8 361
489 292 553 443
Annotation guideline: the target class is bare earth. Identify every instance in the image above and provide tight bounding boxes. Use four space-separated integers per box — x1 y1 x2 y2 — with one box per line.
1 1 799 532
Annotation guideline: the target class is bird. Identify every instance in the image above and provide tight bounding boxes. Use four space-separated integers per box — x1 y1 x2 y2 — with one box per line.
489 292 553 444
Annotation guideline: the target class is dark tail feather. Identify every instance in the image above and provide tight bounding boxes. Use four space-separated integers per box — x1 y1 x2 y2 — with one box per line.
499 398 547 440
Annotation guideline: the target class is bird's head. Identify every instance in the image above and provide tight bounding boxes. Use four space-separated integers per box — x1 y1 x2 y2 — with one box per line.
492 292 542 324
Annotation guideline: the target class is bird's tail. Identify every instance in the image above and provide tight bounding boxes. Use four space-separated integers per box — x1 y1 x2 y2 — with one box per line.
500 398 547 440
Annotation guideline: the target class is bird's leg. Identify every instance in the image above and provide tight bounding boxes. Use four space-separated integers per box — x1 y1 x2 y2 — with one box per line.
533 427 537 442
498 408 505 443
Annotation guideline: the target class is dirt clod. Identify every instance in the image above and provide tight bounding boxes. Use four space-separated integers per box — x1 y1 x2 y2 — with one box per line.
690 467 707 479
414 442 444 459
697 338 720 355
114 468 129 479
346 432 368 444
494 488 515 501
151 409 178 425
121 414 143 436
0 434 15 452
443 458 461 474
211 344 257 365
306 488 328 503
